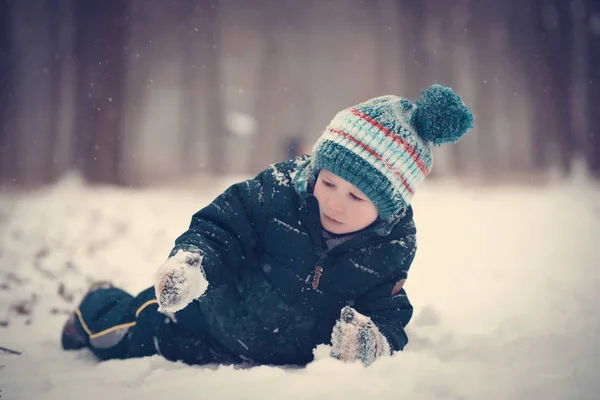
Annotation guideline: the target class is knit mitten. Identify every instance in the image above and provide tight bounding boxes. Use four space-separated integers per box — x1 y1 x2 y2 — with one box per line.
330 306 391 366
155 250 208 313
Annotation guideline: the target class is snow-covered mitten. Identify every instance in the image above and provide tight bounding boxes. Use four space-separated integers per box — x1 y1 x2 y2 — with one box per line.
330 306 391 366
154 250 208 313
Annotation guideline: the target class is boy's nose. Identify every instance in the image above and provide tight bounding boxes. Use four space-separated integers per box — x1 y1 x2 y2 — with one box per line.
327 197 343 213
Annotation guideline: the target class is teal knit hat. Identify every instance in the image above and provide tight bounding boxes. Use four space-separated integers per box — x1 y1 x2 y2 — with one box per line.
311 84 474 220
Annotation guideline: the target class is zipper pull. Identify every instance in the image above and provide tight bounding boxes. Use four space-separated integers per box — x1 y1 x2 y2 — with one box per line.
312 265 323 289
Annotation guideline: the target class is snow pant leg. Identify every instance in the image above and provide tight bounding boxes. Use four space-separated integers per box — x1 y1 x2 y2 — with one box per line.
73 286 236 365
73 286 161 361
155 300 241 365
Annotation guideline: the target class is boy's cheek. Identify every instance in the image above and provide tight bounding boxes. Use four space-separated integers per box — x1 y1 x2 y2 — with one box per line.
391 279 406 296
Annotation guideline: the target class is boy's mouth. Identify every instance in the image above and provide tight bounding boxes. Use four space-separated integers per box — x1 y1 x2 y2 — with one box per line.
323 213 343 225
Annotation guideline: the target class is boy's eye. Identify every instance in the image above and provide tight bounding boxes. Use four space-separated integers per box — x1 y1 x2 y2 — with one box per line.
350 193 364 201
322 180 335 188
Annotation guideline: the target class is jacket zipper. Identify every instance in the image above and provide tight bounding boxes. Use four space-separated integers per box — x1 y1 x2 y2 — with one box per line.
311 250 327 289
311 265 323 289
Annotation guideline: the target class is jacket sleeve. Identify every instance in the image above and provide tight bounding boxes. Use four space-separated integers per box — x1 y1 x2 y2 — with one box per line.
352 247 416 352
168 170 268 286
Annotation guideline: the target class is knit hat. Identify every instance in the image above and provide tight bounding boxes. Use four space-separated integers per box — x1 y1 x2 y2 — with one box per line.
310 84 474 220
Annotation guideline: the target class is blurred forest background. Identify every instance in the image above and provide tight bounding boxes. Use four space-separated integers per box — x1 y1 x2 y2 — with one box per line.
0 0 599 188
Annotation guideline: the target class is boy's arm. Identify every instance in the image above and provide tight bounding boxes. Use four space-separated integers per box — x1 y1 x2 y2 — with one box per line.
352 276 414 351
170 174 266 284
330 248 415 365
156 171 267 311
329 277 414 365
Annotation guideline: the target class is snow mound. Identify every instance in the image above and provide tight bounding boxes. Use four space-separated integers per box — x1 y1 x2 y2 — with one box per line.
1 177 599 399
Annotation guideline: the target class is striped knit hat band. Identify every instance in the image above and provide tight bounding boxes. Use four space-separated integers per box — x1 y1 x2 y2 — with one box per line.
311 84 474 220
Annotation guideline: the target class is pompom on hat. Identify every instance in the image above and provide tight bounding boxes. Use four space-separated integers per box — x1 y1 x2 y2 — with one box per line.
310 84 474 220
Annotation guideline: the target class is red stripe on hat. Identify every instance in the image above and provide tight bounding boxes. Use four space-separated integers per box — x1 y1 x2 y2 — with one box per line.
327 128 414 195
350 108 429 175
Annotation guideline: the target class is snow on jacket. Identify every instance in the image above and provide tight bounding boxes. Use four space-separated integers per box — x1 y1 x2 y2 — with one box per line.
169 155 417 365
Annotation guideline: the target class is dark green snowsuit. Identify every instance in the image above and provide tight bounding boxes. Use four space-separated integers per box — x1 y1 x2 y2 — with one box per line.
70 155 417 365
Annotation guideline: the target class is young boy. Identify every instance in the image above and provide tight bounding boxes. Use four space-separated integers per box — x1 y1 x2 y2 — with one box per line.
61 84 473 366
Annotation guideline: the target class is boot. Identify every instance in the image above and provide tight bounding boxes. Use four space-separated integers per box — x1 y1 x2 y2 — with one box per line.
60 280 114 350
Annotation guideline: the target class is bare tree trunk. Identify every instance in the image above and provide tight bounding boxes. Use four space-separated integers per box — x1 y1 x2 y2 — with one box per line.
501 1 537 176
375 0 402 96
52 0 77 180
44 0 62 183
178 2 204 175
395 0 428 98
7 0 63 186
488 2 515 176
531 0 575 175
201 1 226 176
469 0 502 178
569 0 589 165
444 0 472 178
118 0 156 186
280 0 311 158
448 0 482 179
587 0 600 178
0 0 15 186
510 0 564 174
548 0 576 175
252 0 285 173
509 0 548 173
177 0 226 176
73 0 130 185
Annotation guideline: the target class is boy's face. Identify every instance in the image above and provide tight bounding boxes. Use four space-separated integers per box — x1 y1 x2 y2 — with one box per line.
313 169 379 234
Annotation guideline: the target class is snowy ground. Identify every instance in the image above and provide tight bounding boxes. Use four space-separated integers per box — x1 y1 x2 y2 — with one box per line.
1 172 599 400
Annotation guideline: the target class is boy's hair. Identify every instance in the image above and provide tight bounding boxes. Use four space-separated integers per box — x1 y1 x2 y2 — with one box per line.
310 84 474 220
